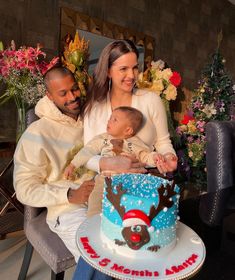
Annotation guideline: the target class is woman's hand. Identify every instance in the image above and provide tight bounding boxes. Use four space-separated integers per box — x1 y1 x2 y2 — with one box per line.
154 153 178 174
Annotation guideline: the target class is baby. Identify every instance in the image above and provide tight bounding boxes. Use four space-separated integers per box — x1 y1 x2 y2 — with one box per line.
64 106 164 216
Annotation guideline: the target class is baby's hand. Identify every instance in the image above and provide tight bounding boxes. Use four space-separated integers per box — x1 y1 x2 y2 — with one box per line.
64 163 76 180
153 153 165 166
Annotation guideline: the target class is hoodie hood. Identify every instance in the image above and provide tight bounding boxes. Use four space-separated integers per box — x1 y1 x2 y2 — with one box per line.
35 96 81 126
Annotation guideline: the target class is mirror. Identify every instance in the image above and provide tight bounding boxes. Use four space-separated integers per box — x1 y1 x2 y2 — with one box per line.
60 7 154 72
77 30 145 74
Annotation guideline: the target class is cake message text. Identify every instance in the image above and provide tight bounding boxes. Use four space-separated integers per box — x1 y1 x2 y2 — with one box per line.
80 236 199 277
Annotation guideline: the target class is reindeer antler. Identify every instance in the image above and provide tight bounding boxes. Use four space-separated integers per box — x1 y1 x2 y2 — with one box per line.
105 177 127 219
149 181 177 222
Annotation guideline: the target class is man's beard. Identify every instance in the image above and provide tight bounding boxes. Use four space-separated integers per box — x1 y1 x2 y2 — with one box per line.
57 97 81 118
64 97 81 108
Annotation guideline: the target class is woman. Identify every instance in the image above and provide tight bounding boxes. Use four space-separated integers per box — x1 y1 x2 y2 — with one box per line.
73 40 178 280
83 39 177 174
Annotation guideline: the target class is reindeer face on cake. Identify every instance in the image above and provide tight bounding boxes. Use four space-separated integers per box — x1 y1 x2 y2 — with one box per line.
121 209 152 250
101 174 180 256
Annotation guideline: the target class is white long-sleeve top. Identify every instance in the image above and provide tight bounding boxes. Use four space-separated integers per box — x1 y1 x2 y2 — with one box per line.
84 89 176 156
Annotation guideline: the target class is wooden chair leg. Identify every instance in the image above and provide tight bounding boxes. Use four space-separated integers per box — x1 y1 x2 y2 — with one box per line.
18 241 34 280
51 270 65 280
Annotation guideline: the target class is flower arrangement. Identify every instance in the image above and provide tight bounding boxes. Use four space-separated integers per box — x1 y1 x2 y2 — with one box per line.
0 40 59 139
137 60 181 139
61 30 90 100
137 60 181 101
176 113 206 167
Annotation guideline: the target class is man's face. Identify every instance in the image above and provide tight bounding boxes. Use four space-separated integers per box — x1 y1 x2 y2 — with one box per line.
46 75 81 120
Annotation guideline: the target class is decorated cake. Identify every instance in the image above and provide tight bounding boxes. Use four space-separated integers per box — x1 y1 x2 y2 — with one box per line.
101 173 180 258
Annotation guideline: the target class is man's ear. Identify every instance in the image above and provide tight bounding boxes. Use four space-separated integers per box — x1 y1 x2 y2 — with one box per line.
125 126 134 137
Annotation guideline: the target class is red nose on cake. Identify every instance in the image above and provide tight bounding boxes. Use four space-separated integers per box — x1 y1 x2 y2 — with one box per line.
122 209 155 232
130 233 141 243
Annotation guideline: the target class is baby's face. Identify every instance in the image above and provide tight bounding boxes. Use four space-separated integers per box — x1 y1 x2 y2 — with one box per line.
107 110 132 138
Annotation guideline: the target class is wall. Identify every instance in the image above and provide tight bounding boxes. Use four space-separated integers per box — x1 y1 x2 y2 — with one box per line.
0 0 235 140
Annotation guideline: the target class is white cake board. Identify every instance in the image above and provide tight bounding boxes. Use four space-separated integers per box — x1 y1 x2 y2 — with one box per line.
76 215 206 280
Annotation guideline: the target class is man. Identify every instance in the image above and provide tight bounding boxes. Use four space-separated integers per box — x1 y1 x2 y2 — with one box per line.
14 66 95 260
14 67 144 276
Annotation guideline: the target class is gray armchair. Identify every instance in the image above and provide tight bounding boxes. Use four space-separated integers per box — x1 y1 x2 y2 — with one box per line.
199 120 235 225
18 109 75 280
199 120 235 252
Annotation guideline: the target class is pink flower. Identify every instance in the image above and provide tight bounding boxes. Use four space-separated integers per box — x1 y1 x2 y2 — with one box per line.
41 56 59 75
3 50 15 57
0 42 59 106
0 65 10 77
187 136 194 143
192 100 201 109
0 45 58 78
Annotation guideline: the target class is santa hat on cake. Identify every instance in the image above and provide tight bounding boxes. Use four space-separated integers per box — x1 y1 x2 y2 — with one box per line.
122 209 155 233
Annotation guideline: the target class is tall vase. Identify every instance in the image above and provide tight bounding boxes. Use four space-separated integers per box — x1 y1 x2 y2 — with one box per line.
16 106 26 142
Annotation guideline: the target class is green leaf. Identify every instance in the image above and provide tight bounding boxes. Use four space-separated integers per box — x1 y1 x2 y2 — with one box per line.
0 41 3 51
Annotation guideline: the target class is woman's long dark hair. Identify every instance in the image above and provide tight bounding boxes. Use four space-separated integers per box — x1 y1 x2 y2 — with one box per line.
81 39 139 118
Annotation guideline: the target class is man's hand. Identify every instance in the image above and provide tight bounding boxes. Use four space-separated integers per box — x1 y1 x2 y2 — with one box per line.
99 155 146 175
67 179 95 204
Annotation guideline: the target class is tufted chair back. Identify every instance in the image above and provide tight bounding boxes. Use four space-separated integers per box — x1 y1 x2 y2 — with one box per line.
199 120 235 226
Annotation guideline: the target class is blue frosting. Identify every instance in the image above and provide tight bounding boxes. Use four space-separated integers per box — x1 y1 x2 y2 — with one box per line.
102 173 180 230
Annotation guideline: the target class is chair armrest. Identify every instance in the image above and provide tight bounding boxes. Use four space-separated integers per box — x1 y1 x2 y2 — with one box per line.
24 205 45 224
26 108 39 127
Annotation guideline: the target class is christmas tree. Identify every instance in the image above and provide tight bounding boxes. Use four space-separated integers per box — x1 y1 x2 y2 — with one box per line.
176 35 235 188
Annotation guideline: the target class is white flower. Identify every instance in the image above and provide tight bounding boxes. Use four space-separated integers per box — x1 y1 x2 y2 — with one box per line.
202 103 217 118
150 79 164 94
188 151 193 158
161 68 173 80
163 84 177 100
219 103 225 112
200 87 205 93
151 60 165 70
232 85 235 92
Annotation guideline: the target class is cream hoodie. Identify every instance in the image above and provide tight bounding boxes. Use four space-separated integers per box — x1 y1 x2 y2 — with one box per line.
13 96 86 221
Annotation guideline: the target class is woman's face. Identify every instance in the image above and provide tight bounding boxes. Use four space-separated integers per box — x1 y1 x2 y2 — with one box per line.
108 52 139 93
